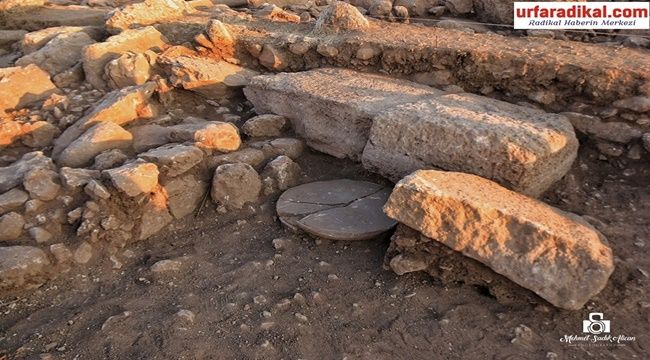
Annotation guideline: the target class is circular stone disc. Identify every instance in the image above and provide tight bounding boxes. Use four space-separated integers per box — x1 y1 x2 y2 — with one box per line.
276 179 397 241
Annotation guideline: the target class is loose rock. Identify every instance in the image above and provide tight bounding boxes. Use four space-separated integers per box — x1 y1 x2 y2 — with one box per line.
242 114 287 137
23 168 61 201
0 189 29 214
139 144 204 177
58 122 133 168
0 212 25 241
0 246 51 291
383 170 615 310
211 163 262 209
104 161 159 197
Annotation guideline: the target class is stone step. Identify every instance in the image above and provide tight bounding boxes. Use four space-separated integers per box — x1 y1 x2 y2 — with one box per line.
246 68 577 196
244 68 442 161
362 93 578 197
383 170 615 310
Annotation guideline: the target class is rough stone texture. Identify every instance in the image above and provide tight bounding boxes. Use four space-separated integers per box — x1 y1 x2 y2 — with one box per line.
106 0 192 34
29 227 52 243
93 149 128 170
0 246 51 291
313 1 370 34
60 167 101 189
20 121 60 148
244 68 441 160
139 144 204 177
0 120 22 148
20 26 103 54
363 94 578 197
53 83 157 159
168 122 241 151
23 168 60 201
163 174 207 219
105 51 154 89
226 14 650 114
250 138 304 159
277 179 397 240
386 224 540 305
564 112 643 144
58 122 133 168
0 65 58 114
383 170 615 310
612 96 650 113
0 152 55 193
0 29 27 47
139 187 173 240
0 189 29 214
85 180 111 200
130 124 174 153
208 148 266 169
162 55 259 99
211 163 261 209
16 31 96 76
1 5 107 31
0 0 43 11
261 155 301 191
82 27 168 90
0 212 25 241
74 242 93 264
242 114 286 137
104 161 159 197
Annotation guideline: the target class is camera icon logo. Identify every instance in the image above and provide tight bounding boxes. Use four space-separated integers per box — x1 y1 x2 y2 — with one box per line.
582 312 611 334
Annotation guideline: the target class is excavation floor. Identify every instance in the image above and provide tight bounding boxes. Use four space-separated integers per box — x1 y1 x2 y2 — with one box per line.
1 146 649 360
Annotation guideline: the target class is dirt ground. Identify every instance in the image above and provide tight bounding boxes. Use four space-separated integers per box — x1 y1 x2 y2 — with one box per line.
1 141 648 360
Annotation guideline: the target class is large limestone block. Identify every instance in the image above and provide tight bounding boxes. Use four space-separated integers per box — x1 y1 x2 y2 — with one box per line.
383 170 615 310
362 94 578 197
244 68 442 160
83 26 168 90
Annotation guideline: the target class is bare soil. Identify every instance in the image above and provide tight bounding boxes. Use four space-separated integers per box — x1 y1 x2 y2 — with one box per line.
1 143 648 360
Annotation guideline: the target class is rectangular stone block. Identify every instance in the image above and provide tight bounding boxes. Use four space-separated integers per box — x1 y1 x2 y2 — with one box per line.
362 93 578 197
244 68 442 161
383 170 615 310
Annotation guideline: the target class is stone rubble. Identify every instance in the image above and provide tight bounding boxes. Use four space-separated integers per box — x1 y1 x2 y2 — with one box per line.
0 0 644 312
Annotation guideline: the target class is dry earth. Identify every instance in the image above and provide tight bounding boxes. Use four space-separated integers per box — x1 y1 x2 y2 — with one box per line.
1 145 649 360
1 0 649 359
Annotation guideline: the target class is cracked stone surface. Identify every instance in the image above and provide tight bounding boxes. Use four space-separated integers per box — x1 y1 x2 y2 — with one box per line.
276 179 396 240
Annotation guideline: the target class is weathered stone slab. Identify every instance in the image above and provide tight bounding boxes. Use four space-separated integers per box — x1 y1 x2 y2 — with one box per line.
244 68 442 160
362 94 578 197
162 54 259 99
277 179 397 240
0 65 58 114
0 152 54 193
58 122 133 168
383 170 615 310
53 83 157 160
16 31 96 76
139 143 203 177
106 0 192 34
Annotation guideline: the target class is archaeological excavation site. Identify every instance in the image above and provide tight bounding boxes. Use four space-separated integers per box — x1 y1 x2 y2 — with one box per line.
0 0 648 358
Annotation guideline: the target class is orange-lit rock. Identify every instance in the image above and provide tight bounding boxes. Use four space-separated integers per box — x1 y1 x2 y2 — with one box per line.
383 170 615 310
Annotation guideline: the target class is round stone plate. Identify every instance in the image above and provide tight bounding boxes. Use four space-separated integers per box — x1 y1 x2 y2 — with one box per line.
276 179 397 241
